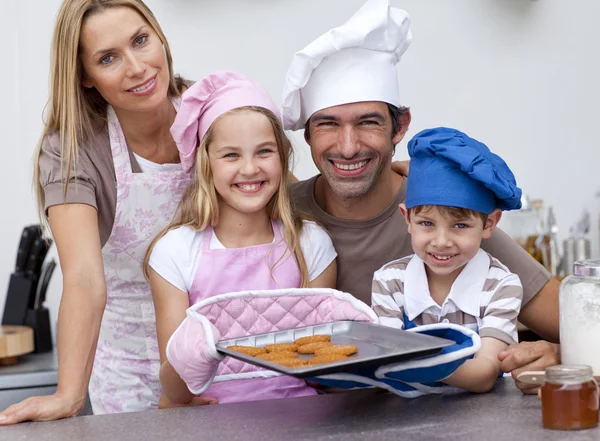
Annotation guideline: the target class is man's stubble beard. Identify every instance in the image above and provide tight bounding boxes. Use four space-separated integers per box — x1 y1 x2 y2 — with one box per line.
322 153 392 201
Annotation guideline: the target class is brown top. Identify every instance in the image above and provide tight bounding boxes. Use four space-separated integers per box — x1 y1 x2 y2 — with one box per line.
39 126 143 247
290 175 551 306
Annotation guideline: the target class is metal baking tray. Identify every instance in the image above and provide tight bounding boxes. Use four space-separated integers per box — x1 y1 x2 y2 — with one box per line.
216 321 454 378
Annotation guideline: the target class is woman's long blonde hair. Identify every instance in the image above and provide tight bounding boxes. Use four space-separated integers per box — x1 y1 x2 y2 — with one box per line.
33 0 181 230
144 106 310 287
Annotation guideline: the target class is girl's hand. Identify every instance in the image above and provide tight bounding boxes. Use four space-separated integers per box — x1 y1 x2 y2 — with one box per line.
0 391 83 425
158 393 217 409
391 160 410 177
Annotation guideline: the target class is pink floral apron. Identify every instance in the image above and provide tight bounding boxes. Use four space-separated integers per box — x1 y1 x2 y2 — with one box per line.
187 221 316 403
89 100 191 414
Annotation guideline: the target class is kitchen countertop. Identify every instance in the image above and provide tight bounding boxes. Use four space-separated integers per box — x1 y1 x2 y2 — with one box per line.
0 352 57 390
0 351 93 415
1 378 598 440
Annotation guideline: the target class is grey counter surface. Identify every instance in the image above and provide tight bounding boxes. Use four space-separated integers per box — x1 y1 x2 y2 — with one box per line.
1 378 598 440
0 352 57 390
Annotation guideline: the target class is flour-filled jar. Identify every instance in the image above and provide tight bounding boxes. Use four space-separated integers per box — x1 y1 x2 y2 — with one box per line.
560 260 600 373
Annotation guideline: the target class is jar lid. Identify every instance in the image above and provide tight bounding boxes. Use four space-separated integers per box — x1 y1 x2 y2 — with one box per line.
545 365 594 384
573 259 600 277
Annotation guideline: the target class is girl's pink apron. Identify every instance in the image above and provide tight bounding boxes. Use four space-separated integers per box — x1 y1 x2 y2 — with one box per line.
188 222 316 403
89 102 191 414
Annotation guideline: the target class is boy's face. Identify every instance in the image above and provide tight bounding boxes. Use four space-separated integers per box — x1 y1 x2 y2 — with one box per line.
399 205 502 279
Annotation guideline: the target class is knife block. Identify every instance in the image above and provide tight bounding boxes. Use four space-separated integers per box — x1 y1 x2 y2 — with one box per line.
24 307 53 353
2 273 35 326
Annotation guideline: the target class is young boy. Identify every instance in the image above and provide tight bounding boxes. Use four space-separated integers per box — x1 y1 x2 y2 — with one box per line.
372 127 523 393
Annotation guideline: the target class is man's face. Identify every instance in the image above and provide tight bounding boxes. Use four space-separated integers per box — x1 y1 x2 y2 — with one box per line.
306 101 405 199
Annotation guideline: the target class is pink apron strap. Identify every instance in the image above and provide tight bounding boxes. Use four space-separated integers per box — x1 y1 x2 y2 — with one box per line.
271 219 282 242
202 227 213 252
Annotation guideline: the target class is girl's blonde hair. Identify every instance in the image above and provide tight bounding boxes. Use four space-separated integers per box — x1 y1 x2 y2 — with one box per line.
144 106 310 287
33 0 181 231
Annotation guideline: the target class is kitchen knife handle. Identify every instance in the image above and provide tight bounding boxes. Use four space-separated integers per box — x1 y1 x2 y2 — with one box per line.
15 225 40 273
33 239 53 282
25 237 45 277
35 260 56 310
26 236 52 280
25 236 51 310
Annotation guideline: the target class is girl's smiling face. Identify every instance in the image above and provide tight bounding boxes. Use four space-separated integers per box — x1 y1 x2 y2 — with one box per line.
208 110 282 216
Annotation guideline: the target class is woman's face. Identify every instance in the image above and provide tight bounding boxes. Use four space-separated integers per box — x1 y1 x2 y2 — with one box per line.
79 6 170 114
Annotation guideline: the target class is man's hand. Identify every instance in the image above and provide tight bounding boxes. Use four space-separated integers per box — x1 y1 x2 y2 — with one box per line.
498 341 560 395
391 160 410 177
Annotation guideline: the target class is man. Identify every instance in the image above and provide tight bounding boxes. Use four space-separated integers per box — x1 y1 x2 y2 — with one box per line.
283 0 559 393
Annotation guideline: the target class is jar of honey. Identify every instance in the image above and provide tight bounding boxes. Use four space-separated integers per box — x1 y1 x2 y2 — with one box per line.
541 365 599 430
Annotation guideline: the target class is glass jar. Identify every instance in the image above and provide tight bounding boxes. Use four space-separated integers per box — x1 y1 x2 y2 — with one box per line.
559 260 600 373
541 365 599 430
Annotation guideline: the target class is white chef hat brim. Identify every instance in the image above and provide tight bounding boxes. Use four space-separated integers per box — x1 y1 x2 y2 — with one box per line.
282 0 412 131
299 48 401 124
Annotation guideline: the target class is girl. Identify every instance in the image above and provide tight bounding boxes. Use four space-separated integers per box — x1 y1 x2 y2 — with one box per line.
145 71 338 405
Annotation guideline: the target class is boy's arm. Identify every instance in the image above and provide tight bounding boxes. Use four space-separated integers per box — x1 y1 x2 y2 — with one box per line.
444 271 523 393
442 337 507 393
371 268 405 329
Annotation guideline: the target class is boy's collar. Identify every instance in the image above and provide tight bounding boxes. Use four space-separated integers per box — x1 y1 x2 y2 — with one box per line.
404 249 489 320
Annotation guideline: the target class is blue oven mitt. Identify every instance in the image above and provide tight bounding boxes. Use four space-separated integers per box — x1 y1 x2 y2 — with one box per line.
308 323 481 398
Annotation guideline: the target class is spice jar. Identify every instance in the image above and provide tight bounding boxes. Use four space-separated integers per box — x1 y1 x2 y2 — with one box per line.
541 365 599 430
559 260 600 373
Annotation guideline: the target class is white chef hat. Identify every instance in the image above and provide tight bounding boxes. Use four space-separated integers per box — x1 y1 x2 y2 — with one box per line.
282 0 412 131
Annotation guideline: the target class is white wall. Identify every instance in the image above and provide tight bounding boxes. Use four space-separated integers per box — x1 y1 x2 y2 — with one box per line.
2 0 599 332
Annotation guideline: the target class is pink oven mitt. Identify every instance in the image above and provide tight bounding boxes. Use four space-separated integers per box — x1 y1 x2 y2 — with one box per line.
166 288 377 394
166 312 225 395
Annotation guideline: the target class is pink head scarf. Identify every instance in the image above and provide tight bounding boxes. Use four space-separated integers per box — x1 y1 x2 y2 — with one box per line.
171 71 281 173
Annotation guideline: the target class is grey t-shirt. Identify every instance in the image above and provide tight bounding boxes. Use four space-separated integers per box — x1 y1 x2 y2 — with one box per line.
290 176 551 306
40 126 143 247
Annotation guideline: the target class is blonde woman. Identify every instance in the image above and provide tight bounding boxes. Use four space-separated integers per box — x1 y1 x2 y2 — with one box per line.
145 71 336 405
0 0 202 422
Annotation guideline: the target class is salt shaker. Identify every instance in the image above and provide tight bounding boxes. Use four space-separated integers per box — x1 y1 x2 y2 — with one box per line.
560 260 600 373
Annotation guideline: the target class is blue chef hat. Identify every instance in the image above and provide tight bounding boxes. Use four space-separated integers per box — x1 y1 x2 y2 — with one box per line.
405 127 522 214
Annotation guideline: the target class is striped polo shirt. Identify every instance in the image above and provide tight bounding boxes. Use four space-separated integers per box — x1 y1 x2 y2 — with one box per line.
371 248 523 345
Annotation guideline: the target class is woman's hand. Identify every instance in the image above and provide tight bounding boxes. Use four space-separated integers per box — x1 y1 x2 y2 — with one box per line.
498 341 560 395
158 393 217 409
0 391 84 425
391 160 410 177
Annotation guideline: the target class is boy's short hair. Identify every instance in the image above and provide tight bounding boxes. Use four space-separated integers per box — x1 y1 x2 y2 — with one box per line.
408 205 488 225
